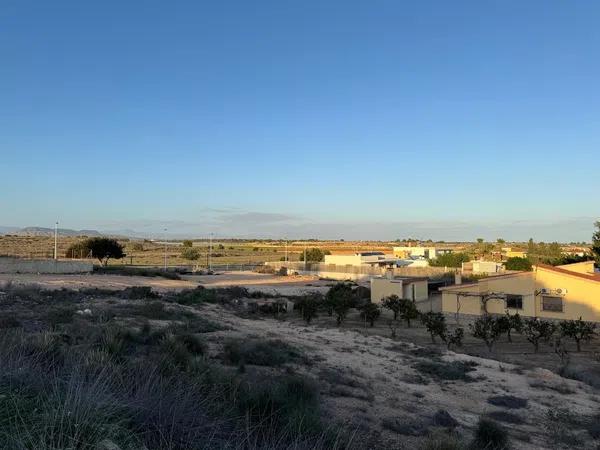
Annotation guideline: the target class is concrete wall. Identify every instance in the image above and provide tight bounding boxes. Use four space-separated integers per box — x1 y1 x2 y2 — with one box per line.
0 257 93 274
267 261 449 282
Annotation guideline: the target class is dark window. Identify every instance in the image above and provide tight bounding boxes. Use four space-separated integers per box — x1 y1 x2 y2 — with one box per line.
506 294 523 309
542 295 563 312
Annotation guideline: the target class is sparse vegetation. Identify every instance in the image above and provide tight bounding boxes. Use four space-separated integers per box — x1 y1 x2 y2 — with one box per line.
559 317 596 352
223 338 302 367
471 417 509 450
420 312 447 343
359 302 381 327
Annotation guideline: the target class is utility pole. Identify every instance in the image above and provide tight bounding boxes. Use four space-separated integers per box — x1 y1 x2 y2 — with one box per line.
54 222 58 260
304 246 307 272
285 240 288 263
209 233 213 271
163 228 167 271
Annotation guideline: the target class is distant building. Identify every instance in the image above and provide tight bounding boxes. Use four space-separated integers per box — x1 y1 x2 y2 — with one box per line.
324 252 399 268
393 246 453 260
440 261 600 321
371 276 429 304
501 247 528 259
462 260 504 275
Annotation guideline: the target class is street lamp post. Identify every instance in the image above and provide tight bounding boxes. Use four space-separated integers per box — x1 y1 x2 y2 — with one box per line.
209 233 213 271
54 222 58 260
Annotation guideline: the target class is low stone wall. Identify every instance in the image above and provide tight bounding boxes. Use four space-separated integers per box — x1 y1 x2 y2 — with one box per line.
0 257 93 274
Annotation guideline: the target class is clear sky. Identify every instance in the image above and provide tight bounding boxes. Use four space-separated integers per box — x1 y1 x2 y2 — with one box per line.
1 1 598 241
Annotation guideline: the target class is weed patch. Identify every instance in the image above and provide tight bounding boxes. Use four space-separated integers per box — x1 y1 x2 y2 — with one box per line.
223 338 302 366
414 360 477 382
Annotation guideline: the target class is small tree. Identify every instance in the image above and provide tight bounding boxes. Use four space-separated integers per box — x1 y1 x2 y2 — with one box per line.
560 317 596 352
522 318 556 353
86 238 125 266
298 248 331 262
420 312 447 343
496 312 523 343
181 247 201 261
333 296 353 326
444 327 464 350
359 303 380 327
325 283 353 317
297 294 320 324
388 319 400 338
381 295 402 320
182 240 193 248
592 220 600 267
470 316 504 352
398 298 419 327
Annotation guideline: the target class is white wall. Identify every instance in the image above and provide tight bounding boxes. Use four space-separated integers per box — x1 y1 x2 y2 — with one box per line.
0 257 93 274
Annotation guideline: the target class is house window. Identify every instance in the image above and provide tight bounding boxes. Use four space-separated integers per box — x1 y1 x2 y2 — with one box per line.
542 295 563 312
506 294 523 309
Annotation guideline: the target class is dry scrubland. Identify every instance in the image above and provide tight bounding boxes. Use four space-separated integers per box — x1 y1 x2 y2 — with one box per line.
0 235 470 267
1 277 600 449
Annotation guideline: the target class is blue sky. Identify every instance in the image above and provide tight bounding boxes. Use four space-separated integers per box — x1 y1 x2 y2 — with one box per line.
1 1 598 241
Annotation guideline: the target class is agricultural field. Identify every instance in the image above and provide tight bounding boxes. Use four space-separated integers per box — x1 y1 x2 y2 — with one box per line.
1 275 599 449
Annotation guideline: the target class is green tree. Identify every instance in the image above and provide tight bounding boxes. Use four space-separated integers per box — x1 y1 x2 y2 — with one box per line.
592 221 600 266
504 257 532 271
560 317 596 352
298 248 331 262
496 312 523 343
85 237 125 266
420 312 447 343
476 238 484 244
359 303 381 327
470 316 504 352
65 241 90 258
496 238 506 244
398 298 419 327
381 295 402 320
182 240 193 248
325 283 354 323
444 327 464 350
181 247 201 261
522 318 556 352
297 294 321 324
429 252 471 268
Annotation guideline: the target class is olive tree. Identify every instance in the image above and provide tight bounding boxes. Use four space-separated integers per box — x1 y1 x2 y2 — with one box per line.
398 298 419 327
420 312 447 343
297 294 321 324
381 295 403 320
470 316 504 352
522 318 556 352
560 318 596 352
83 237 125 266
359 303 381 327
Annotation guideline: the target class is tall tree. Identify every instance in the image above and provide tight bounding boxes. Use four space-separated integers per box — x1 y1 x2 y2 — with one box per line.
592 221 600 267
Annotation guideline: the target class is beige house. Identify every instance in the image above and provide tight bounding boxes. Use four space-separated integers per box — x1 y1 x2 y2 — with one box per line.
371 276 429 304
393 246 452 260
440 261 600 321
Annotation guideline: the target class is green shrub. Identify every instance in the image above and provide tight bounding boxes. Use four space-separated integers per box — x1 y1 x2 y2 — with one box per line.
414 360 477 382
223 339 302 366
181 247 201 260
172 287 217 305
118 286 159 300
504 256 532 271
471 418 509 450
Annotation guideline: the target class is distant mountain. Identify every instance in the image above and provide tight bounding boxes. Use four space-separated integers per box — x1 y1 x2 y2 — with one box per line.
0 226 20 234
11 227 103 237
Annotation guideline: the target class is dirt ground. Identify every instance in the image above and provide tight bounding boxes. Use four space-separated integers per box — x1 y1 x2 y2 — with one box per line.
200 303 600 449
0 271 332 294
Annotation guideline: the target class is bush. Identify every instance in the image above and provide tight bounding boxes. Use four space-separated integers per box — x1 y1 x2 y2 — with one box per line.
414 360 477 382
504 256 532 271
118 286 159 300
181 247 201 261
172 287 217 305
471 418 509 450
381 295 403 320
182 239 193 248
487 395 528 409
223 339 302 366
